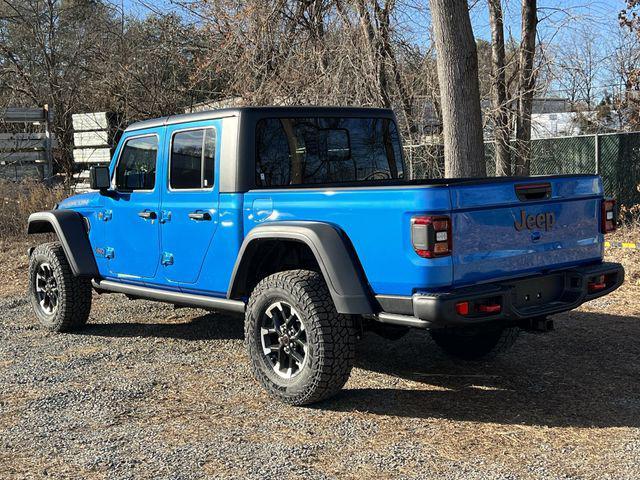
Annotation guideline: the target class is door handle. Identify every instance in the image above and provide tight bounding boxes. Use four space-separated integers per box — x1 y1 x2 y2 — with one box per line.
138 210 157 220
188 211 211 221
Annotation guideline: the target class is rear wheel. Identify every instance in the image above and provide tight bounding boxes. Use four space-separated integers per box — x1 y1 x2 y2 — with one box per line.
245 270 355 405
29 242 92 332
430 325 519 360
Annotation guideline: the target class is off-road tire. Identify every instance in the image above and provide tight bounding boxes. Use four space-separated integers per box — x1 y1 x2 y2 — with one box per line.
245 269 355 405
430 325 519 361
29 242 92 332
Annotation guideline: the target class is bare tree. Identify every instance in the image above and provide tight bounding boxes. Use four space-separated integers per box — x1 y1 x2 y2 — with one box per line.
0 0 116 181
191 1 435 158
514 0 538 176
0 0 221 184
555 26 605 110
618 1 640 129
488 0 510 176
429 0 485 177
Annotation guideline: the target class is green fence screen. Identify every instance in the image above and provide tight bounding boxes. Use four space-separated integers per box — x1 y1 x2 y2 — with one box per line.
405 132 640 207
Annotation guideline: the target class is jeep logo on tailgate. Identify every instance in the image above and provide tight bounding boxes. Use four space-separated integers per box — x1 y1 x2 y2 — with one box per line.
514 210 555 231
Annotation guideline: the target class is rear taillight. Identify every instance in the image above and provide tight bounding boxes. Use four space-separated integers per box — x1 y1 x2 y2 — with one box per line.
411 215 452 258
601 199 616 234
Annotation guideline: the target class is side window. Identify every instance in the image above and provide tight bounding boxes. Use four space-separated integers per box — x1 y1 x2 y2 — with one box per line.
115 136 158 191
170 128 216 189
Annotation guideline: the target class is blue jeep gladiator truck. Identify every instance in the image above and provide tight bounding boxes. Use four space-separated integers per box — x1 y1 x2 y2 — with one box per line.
27 107 624 405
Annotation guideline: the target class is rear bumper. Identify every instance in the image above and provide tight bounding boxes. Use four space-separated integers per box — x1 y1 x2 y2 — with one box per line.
375 262 624 328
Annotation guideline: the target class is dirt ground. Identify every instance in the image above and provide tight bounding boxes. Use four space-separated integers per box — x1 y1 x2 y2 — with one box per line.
0 235 639 479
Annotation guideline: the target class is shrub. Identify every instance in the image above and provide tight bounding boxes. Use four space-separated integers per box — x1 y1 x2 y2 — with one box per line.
0 180 66 240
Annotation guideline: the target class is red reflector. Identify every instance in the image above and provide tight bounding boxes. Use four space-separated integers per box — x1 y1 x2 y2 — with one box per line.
588 275 607 292
477 304 501 314
455 301 469 316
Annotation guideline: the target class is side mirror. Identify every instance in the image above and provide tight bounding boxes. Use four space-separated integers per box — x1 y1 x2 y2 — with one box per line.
89 166 111 192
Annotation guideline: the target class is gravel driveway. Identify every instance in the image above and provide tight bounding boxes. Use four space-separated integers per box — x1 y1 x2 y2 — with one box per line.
1 240 639 479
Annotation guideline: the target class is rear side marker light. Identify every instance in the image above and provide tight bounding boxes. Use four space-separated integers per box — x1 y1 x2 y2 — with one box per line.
411 215 452 258
601 199 616 234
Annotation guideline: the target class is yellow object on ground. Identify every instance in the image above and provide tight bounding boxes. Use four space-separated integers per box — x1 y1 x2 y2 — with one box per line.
605 241 638 249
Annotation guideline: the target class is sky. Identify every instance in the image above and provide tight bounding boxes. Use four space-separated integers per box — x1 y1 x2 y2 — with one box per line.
117 0 626 43
115 0 629 98
471 0 624 41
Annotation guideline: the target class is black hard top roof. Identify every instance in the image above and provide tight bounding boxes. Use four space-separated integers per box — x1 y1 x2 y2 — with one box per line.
125 106 396 132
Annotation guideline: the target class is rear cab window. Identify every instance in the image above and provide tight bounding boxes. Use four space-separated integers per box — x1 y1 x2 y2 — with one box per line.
254 117 404 187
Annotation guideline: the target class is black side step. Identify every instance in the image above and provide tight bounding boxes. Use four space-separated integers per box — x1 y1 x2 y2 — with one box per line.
92 280 246 313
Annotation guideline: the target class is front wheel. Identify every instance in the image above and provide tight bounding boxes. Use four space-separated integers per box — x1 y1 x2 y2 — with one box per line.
245 270 355 405
29 242 92 332
430 325 519 361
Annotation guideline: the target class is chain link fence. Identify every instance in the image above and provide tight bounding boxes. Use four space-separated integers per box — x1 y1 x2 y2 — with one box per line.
405 131 640 207
404 143 444 179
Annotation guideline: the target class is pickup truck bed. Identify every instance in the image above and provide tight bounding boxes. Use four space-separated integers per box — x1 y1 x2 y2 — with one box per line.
246 173 604 291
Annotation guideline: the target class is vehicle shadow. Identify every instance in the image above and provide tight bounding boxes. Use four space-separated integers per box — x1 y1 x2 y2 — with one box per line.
79 311 244 341
321 310 640 428
78 303 640 428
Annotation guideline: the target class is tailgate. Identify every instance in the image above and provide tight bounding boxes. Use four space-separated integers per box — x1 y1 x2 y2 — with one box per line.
449 175 603 286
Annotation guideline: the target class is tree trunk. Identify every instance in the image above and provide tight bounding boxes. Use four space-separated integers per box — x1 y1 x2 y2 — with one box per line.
354 0 392 108
430 0 486 178
375 1 414 134
514 0 538 176
488 0 511 176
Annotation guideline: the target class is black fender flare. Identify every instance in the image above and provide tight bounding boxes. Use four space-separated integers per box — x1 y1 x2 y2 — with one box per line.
228 221 374 315
27 210 99 277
